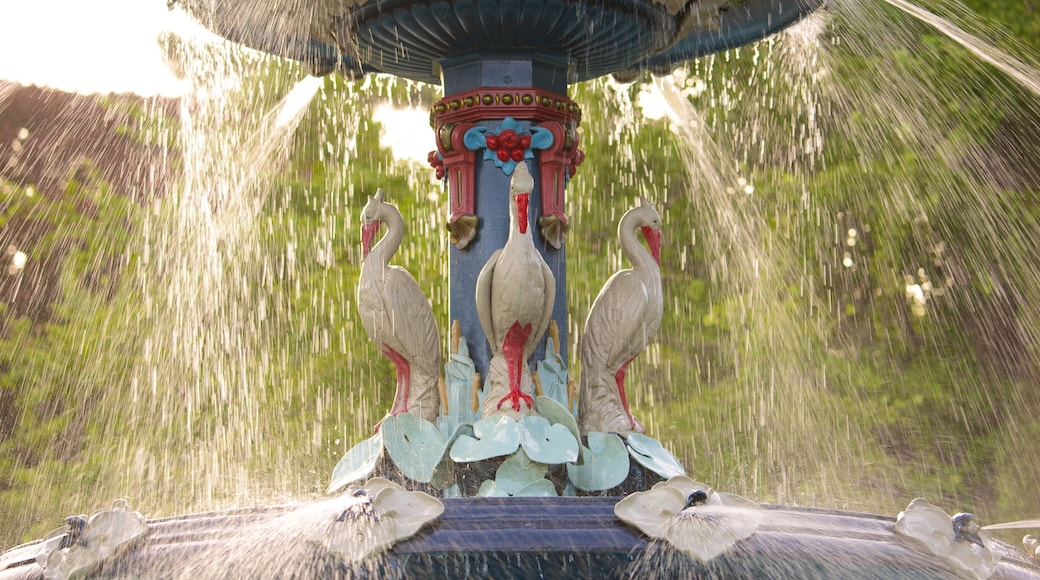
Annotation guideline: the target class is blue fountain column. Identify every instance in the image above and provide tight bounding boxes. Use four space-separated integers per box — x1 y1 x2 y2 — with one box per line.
430 55 584 381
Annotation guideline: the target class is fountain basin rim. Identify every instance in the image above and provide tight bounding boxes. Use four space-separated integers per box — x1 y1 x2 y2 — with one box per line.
3 498 1039 579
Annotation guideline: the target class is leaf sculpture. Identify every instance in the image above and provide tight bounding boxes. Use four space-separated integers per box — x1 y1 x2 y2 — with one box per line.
450 415 521 462
36 499 149 580
535 336 570 409
567 431 630 491
382 413 461 484
626 433 686 479
534 396 581 462
449 413 578 465
476 450 557 497
894 498 1000 579
519 415 579 464
328 432 384 493
614 476 762 562
323 478 444 564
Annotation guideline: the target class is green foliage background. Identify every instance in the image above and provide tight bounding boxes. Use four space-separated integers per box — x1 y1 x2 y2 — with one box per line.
2 0 1040 549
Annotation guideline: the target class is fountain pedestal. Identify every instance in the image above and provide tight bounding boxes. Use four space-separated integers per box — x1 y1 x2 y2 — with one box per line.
434 55 581 377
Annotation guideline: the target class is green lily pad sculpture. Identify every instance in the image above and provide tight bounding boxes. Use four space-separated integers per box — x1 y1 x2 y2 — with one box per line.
440 332 480 433
534 396 582 462
614 476 762 562
535 334 570 411
476 450 558 497
567 432 630 491
449 415 521 462
328 431 384 494
36 499 149 580
519 415 579 464
626 433 686 479
382 414 464 485
321 478 445 564
450 413 578 465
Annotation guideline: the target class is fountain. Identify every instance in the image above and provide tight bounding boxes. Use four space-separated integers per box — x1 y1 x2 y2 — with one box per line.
2 0 1040 577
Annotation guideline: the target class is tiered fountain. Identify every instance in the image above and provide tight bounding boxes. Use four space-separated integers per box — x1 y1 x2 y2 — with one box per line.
2 0 1040 578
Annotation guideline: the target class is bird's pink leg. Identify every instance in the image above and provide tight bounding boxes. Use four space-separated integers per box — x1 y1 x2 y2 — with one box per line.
498 322 534 412
615 357 640 431
382 343 411 415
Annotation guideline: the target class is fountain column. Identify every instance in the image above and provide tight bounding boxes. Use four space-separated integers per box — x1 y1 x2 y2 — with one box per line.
430 55 584 380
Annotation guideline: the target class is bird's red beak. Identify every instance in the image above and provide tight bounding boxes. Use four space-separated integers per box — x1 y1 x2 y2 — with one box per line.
361 221 381 259
516 193 530 234
641 226 661 265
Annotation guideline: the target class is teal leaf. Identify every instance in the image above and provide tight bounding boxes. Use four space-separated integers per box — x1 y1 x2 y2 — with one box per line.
535 348 569 410
567 432 630 491
463 126 488 150
495 450 548 495
529 125 554 150
511 478 558 497
327 432 383 493
519 415 579 464
382 414 449 484
475 480 502 497
534 396 581 461
626 433 686 479
449 415 521 462
430 424 468 490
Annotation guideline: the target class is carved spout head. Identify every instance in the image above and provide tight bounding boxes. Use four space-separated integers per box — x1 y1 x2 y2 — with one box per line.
511 163 534 234
361 189 386 259
637 196 662 264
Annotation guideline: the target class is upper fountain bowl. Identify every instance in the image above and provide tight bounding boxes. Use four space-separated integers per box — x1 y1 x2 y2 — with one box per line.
174 0 824 84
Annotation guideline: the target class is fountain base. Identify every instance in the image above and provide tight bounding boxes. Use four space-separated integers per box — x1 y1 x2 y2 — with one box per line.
3 498 1039 579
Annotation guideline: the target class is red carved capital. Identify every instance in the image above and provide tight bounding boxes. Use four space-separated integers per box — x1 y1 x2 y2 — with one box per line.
536 121 584 250
436 122 479 249
431 88 581 126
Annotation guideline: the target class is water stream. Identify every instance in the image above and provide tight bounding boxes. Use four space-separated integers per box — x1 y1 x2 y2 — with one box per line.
2 0 1039 563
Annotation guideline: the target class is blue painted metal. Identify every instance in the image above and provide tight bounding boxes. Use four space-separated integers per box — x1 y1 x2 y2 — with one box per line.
448 118 567 380
177 0 824 83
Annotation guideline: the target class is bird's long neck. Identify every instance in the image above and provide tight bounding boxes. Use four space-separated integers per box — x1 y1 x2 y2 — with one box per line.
619 213 657 271
370 206 404 266
506 193 534 251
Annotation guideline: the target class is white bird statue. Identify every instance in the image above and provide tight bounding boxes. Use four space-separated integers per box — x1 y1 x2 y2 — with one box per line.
475 162 556 416
357 190 442 425
578 197 663 434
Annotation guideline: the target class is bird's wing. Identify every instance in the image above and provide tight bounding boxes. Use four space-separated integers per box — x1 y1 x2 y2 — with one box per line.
381 267 441 365
582 270 647 368
475 249 502 352
527 260 557 360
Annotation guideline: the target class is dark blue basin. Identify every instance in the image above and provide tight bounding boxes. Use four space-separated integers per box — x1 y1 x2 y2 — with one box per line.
174 0 823 83
3 497 1039 579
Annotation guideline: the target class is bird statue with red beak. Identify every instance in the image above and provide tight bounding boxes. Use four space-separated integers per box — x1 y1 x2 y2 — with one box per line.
578 197 662 435
475 162 556 417
358 190 443 426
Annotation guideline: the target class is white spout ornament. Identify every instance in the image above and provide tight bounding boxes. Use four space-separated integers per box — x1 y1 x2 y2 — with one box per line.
475 162 556 418
578 197 662 435
357 190 443 424
320 478 444 564
613 476 762 562
36 499 149 580
894 498 1000 579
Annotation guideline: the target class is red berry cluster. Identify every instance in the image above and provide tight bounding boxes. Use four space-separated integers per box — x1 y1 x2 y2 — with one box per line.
569 148 586 178
485 129 532 163
428 151 446 180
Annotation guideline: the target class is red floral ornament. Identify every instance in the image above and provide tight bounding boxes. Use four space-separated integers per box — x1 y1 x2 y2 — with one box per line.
569 148 586 178
428 150 446 180
486 129 533 163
